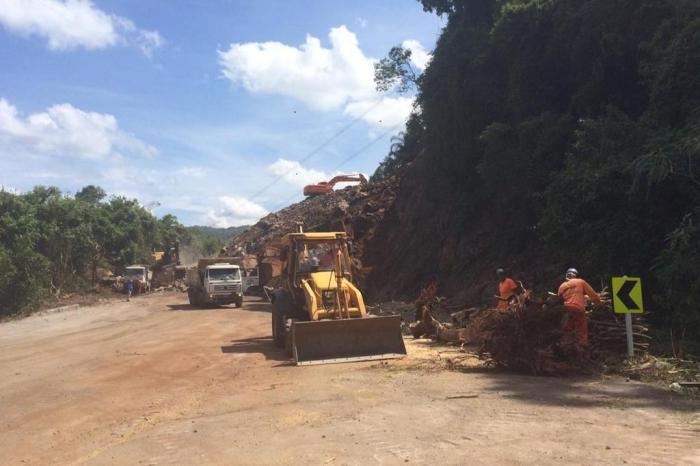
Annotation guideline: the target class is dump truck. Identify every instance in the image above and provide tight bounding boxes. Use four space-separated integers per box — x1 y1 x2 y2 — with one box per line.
271 231 406 365
124 265 151 294
186 258 243 307
242 267 260 294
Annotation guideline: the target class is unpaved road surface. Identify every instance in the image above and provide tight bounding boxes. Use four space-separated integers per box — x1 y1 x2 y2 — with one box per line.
1 293 698 465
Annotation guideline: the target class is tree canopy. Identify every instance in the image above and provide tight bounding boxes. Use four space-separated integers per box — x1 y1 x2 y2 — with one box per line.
371 0 700 342
0 187 194 316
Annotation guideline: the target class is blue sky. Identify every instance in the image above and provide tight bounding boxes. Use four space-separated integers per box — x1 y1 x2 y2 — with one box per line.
0 0 443 226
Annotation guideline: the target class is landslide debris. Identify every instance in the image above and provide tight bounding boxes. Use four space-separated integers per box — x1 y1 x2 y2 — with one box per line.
227 175 399 291
409 284 652 375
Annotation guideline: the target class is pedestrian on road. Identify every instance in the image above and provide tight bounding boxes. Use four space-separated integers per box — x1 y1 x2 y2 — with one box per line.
126 279 134 302
496 268 522 310
557 268 602 347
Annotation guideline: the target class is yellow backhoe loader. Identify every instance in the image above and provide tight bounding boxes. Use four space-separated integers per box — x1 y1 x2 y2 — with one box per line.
271 231 406 365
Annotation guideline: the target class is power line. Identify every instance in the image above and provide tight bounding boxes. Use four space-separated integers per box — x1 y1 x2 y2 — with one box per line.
332 123 401 171
277 123 402 206
249 101 383 202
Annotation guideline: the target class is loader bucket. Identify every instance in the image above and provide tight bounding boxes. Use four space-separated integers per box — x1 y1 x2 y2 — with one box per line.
291 315 407 366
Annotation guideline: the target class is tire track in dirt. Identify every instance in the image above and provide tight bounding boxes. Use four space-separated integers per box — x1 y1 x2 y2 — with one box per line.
2 293 698 465
631 417 700 465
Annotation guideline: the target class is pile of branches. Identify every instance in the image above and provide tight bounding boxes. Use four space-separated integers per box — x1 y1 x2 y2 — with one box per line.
410 286 650 375
589 292 650 358
409 282 470 343
466 305 583 374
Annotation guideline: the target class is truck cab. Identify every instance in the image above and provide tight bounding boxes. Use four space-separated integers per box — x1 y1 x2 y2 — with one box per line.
186 260 243 307
124 265 151 293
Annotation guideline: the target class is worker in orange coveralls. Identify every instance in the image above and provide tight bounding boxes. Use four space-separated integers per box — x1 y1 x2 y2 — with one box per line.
496 268 521 310
557 268 602 346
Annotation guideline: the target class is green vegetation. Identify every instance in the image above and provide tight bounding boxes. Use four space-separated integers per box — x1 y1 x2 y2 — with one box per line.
374 46 422 93
185 226 249 258
0 185 204 317
188 225 248 242
373 0 700 347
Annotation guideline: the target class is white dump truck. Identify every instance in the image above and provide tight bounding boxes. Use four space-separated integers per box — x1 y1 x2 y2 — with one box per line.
124 265 151 293
242 266 260 294
186 258 243 307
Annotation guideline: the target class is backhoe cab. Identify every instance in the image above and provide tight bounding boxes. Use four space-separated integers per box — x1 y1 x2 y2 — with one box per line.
271 232 406 365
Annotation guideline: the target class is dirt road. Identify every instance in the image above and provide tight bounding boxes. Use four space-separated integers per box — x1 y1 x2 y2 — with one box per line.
1 293 698 465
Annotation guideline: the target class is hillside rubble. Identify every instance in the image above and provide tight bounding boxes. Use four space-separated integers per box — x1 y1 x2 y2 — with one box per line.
227 175 400 290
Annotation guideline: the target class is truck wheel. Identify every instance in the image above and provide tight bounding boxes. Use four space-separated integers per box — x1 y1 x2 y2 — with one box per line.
272 292 291 348
187 288 196 307
236 297 243 308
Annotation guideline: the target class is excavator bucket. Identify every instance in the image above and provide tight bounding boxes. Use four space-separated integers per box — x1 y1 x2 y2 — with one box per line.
291 315 406 366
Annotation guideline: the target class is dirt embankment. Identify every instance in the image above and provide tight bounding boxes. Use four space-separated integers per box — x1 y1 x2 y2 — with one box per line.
225 163 569 305
225 165 541 304
228 176 400 294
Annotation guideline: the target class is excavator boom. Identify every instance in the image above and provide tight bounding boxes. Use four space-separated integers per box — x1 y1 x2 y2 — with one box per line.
303 174 367 197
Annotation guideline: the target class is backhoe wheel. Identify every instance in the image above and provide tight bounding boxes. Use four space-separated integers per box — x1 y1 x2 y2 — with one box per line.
272 291 291 348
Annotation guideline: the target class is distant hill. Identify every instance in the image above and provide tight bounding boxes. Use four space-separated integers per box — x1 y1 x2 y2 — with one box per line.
186 225 249 242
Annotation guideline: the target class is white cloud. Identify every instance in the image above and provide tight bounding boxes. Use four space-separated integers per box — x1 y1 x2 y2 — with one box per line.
207 196 269 227
267 158 330 188
32 171 64 179
219 26 428 130
59 166 265 227
219 25 375 111
130 26 164 58
134 192 267 227
0 0 163 55
267 158 368 193
344 96 414 129
401 39 431 70
0 98 157 159
356 17 368 28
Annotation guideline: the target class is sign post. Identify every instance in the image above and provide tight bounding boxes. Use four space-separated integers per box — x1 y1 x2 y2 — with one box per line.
624 314 634 357
611 277 644 358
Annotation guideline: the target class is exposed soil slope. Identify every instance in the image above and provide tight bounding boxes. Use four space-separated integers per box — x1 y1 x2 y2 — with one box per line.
228 176 400 292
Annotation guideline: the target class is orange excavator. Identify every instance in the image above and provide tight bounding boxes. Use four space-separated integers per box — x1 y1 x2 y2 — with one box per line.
303 174 367 197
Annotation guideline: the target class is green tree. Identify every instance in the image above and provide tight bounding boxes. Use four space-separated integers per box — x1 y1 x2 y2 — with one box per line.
157 214 190 252
366 0 700 346
374 46 421 93
0 185 201 316
75 185 106 204
0 192 50 315
371 113 425 181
